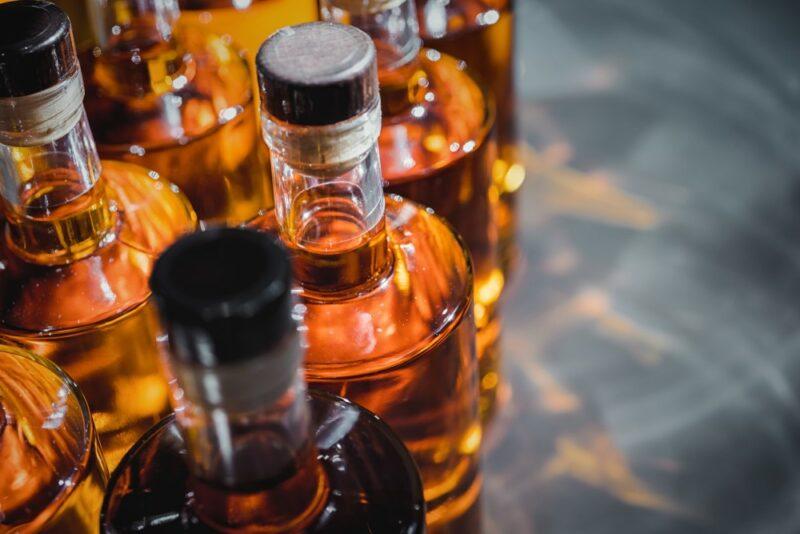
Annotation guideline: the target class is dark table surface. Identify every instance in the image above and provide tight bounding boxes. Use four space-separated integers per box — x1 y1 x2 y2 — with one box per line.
483 1 800 532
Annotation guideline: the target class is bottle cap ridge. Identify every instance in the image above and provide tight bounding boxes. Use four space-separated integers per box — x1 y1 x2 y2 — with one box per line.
257 22 378 126
0 1 77 97
150 227 295 368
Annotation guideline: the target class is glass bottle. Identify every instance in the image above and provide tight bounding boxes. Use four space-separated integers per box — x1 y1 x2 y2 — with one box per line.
0 0 197 468
176 0 318 101
82 0 268 225
101 227 426 533
249 22 481 527
0 344 107 532
415 0 524 276
320 0 503 422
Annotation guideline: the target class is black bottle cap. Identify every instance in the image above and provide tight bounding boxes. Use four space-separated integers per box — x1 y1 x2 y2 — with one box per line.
0 1 77 97
150 228 294 367
256 22 378 127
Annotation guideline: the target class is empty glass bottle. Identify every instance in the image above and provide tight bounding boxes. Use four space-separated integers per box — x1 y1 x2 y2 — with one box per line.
0 0 197 468
101 227 426 533
249 22 481 527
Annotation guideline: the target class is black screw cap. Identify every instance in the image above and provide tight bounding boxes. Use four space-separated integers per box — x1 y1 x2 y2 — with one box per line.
257 22 378 127
0 1 78 97
150 228 295 367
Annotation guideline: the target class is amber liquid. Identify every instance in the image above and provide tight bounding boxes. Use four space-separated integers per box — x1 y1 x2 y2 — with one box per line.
0 161 196 469
84 26 268 225
0 347 107 533
417 0 523 276
379 49 503 423
251 196 482 527
177 0 318 103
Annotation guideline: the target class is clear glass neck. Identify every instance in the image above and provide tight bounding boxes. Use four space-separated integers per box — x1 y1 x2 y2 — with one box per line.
264 103 391 294
89 0 180 47
320 0 422 116
0 108 114 265
167 330 326 530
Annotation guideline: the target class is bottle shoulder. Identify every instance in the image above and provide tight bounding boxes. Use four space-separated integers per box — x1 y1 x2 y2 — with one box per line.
251 196 474 377
416 0 513 40
83 26 253 152
380 48 495 182
0 160 196 333
101 390 426 533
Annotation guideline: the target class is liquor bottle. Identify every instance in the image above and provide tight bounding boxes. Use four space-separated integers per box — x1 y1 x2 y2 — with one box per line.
0 344 106 532
101 227 426 533
82 0 268 225
320 0 503 422
176 0 317 101
250 22 481 527
415 0 523 276
0 0 197 468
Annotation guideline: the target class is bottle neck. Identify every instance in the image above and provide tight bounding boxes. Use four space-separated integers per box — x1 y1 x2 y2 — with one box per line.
0 84 115 265
264 103 392 294
320 0 423 116
168 331 327 530
88 0 192 98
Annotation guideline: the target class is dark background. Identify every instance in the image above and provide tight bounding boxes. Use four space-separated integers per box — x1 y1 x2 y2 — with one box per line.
484 1 800 532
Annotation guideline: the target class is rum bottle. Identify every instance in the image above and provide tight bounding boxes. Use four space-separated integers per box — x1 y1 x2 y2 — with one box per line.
250 22 481 527
320 0 503 421
0 344 106 532
416 0 524 275
0 0 197 468
101 227 426 533
83 0 268 224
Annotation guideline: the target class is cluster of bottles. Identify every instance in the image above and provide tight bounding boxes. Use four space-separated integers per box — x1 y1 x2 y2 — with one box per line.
0 0 522 531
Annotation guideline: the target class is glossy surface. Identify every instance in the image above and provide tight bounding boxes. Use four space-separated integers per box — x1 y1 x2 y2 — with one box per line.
0 345 106 532
481 1 800 532
84 25 268 225
0 160 196 468
379 48 502 422
251 195 481 527
101 391 426 533
416 0 522 275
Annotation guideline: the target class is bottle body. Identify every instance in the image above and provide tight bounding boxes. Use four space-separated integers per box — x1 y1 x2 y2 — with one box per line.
0 160 197 468
177 0 318 101
83 25 269 225
251 195 482 527
0 345 107 532
101 390 426 533
416 0 522 277
378 47 503 423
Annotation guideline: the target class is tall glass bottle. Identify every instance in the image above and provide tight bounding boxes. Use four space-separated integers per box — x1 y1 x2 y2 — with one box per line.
101 228 426 533
415 0 523 276
0 0 197 468
320 0 502 422
250 22 481 527
82 0 268 225
0 345 107 532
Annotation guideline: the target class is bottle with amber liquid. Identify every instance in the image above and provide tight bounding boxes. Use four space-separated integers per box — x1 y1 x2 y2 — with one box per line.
250 23 481 527
82 0 268 225
321 0 502 422
177 0 317 100
416 0 523 276
101 228 426 533
0 344 107 532
0 0 197 468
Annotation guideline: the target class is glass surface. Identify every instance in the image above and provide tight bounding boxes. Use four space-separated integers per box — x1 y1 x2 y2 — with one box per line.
101 390 426 533
0 345 106 532
251 195 481 528
379 47 503 423
0 160 197 468
416 0 522 276
83 25 269 225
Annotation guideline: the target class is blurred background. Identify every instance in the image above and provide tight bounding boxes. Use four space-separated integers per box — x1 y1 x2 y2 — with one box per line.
487 0 800 532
